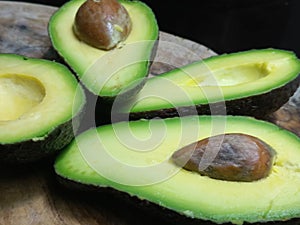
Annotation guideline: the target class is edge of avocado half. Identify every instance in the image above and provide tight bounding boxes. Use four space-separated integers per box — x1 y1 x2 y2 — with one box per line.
115 48 300 120
48 0 159 100
0 54 86 163
55 115 300 224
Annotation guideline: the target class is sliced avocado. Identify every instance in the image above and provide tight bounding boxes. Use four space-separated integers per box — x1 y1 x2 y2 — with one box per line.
116 49 300 119
0 54 85 163
48 0 159 99
55 115 300 224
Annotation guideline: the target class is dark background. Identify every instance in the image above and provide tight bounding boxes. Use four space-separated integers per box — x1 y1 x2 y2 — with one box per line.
142 0 300 56
6 0 300 57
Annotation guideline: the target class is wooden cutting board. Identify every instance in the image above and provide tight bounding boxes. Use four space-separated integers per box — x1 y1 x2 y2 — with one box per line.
1 1 300 225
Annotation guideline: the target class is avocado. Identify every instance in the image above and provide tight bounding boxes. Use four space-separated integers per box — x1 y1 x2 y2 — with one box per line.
114 49 300 120
55 115 300 224
0 54 85 163
48 0 159 99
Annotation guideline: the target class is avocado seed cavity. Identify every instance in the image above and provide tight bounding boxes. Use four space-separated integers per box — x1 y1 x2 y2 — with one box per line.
0 74 45 121
172 134 276 182
73 0 132 50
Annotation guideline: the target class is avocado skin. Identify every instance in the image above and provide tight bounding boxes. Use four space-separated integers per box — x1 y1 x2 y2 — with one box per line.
55 175 299 225
49 0 159 101
80 37 158 103
129 74 300 120
91 40 158 125
0 110 84 164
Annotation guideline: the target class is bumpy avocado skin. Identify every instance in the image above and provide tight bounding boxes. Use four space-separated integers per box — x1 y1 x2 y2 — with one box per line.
54 115 300 224
127 49 300 120
0 54 86 164
55 174 300 225
0 110 84 164
48 0 159 100
129 75 300 120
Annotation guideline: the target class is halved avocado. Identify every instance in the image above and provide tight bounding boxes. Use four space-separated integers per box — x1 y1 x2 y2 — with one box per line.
55 115 300 224
0 54 85 163
117 49 300 120
48 0 159 99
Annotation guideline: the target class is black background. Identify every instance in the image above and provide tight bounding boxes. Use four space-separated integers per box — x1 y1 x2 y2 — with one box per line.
142 0 300 56
6 0 300 56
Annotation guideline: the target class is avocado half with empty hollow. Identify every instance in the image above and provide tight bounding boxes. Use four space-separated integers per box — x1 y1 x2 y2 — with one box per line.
55 115 300 224
117 49 300 120
48 0 159 99
0 54 85 163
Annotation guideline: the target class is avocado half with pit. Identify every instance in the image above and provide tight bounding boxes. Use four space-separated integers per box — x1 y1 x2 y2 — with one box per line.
55 115 300 224
48 0 159 99
0 54 85 163
118 49 300 120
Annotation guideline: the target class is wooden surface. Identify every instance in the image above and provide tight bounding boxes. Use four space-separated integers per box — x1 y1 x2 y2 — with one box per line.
1 1 300 225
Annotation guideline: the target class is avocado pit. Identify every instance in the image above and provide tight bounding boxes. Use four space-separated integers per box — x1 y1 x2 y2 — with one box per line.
0 74 45 121
172 133 276 182
73 0 132 50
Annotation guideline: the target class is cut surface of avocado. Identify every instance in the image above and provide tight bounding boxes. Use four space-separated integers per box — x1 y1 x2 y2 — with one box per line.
119 49 300 119
48 0 158 98
0 54 85 162
55 115 300 224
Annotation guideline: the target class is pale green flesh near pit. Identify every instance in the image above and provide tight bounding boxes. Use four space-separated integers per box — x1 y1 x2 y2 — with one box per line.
0 54 85 144
55 115 300 224
127 49 300 112
49 0 158 97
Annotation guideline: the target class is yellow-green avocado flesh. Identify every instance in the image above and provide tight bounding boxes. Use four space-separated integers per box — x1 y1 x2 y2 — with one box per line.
55 115 300 224
48 0 159 98
0 54 85 163
124 49 300 119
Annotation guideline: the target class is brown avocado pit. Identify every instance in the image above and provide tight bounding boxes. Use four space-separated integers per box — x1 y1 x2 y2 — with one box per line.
54 115 300 223
172 133 276 182
73 0 132 50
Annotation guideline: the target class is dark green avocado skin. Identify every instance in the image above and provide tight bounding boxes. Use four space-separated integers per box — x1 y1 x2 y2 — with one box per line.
0 111 84 164
55 174 300 225
129 74 300 120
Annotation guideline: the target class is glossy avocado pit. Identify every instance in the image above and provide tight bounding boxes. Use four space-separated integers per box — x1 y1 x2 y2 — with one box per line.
54 115 300 224
172 133 276 182
0 74 45 121
49 0 158 98
73 0 132 50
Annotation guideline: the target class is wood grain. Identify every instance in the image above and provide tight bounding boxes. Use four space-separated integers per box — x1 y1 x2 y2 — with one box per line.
0 1 300 225
0 2 216 225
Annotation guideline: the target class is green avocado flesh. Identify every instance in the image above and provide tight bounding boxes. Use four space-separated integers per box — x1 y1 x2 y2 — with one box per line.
48 0 158 98
122 49 300 119
55 115 300 224
0 54 85 162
